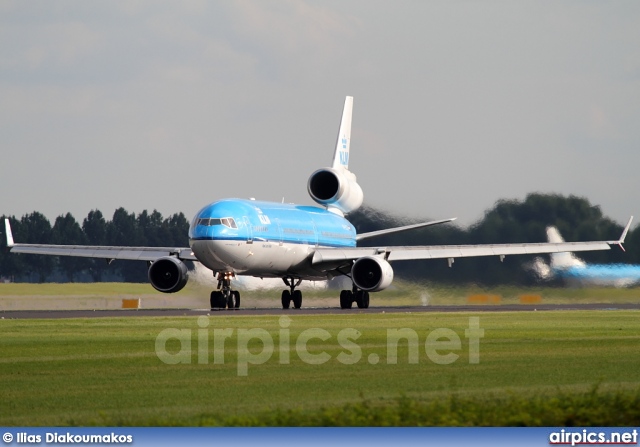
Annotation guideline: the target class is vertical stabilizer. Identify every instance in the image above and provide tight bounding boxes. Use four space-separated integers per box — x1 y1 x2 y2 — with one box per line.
307 96 363 215
546 226 586 269
331 96 353 170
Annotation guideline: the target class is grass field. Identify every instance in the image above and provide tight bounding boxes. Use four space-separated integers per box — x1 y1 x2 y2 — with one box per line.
1 310 640 426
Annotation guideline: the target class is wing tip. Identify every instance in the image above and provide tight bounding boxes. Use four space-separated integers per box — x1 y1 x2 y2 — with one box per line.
4 218 15 247
620 216 633 243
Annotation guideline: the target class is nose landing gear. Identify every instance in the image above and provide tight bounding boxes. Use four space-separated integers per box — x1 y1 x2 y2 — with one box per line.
210 272 240 310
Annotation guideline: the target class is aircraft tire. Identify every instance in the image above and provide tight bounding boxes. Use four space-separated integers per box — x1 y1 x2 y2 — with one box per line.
363 291 370 308
281 290 291 309
340 290 353 309
233 291 241 308
210 291 226 309
356 290 366 309
292 290 302 309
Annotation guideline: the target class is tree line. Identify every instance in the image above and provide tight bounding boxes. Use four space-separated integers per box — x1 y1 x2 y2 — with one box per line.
0 193 637 285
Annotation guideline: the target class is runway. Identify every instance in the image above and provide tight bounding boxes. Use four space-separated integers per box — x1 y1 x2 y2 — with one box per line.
2 302 639 319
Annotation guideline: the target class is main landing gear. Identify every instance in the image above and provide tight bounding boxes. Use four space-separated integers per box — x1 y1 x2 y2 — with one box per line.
281 277 303 309
210 272 240 310
339 287 370 309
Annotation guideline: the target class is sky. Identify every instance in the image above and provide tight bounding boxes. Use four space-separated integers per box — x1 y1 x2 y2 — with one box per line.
1 1 639 228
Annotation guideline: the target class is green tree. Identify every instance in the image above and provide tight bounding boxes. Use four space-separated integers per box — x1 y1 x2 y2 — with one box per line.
19 212 54 282
51 213 88 282
82 210 109 281
106 208 147 282
165 212 190 247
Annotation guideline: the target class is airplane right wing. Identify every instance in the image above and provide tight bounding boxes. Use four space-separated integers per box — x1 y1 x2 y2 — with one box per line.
313 216 633 268
4 218 196 262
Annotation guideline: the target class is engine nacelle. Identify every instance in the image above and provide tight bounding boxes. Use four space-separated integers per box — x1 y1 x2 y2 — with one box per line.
352 256 394 292
307 167 363 215
148 257 188 293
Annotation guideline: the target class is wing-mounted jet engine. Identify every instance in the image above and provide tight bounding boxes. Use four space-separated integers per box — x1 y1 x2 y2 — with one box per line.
148 256 189 293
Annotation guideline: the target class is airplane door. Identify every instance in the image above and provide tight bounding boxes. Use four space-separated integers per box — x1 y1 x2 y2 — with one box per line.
312 221 319 247
243 217 253 244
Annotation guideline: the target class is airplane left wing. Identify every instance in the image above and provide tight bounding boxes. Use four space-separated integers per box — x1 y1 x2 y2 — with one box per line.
313 216 633 268
312 240 613 266
4 219 196 262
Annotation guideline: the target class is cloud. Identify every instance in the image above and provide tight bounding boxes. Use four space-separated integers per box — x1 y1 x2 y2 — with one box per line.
226 0 358 80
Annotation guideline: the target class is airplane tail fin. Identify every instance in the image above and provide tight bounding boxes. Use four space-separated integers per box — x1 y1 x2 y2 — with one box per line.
308 96 363 215
331 96 353 170
546 226 586 269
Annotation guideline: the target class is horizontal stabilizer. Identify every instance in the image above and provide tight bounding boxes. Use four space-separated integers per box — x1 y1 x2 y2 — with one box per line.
356 218 456 241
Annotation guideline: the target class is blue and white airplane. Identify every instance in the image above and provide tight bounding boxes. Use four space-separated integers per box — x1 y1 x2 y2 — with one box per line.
4 97 633 309
531 225 639 287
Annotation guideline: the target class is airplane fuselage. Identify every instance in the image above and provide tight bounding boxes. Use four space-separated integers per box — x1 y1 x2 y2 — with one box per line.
188 199 356 280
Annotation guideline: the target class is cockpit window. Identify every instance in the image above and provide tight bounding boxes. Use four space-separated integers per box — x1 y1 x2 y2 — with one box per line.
197 217 237 229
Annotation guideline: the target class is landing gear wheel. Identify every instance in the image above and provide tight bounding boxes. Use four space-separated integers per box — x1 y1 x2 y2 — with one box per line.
355 290 364 308
292 290 302 309
282 277 302 309
226 293 234 309
281 290 291 309
340 290 353 309
233 291 241 309
356 290 370 309
210 291 226 309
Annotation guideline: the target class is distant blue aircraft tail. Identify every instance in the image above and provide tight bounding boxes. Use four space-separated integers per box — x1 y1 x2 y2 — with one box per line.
546 226 586 269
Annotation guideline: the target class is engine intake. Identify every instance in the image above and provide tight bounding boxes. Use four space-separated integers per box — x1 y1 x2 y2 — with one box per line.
148 257 188 293
307 167 363 215
352 256 394 292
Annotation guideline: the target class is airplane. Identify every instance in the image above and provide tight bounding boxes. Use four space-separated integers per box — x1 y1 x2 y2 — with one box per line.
3 96 634 310
530 224 639 287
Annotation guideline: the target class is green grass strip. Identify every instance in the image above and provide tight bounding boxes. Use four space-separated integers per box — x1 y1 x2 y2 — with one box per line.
1 311 639 426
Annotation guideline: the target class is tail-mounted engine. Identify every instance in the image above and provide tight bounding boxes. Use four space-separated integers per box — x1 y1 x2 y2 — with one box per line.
148 257 188 293
307 167 363 215
351 256 394 292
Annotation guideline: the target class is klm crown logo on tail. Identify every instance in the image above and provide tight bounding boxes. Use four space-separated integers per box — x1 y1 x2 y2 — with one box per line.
339 151 349 166
332 96 353 171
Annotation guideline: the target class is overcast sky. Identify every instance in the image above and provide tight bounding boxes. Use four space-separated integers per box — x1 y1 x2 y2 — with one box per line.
1 1 639 228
